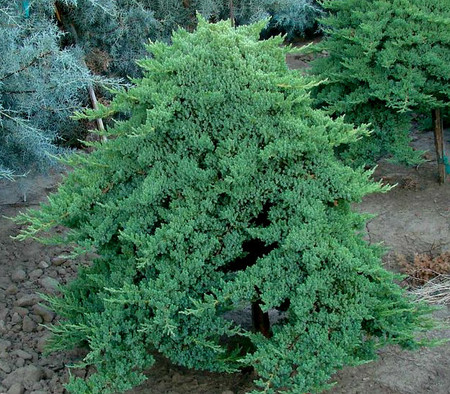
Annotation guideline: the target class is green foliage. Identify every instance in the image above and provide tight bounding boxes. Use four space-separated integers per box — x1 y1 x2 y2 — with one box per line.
1 0 322 178
0 1 116 179
14 18 434 394
57 0 160 77
0 2 76 177
309 0 450 166
58 0 324 78
263 0 323 39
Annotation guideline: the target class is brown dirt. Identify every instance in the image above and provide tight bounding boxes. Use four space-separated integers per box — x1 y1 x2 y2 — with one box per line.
285 38 321 71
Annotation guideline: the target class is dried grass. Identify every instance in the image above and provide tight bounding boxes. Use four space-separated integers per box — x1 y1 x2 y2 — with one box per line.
410 275 450 305
398 252 450 305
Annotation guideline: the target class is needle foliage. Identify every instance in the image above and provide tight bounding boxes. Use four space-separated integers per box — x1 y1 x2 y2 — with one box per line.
309 0 450 166
14 17 434 394
1 0 323 179
59 0 323 77
0 1 93 179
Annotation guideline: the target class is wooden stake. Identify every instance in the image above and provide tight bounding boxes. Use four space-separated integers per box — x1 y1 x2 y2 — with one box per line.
229 0 235 27
433 108 446 184
55 3 106 142
87 83 106 138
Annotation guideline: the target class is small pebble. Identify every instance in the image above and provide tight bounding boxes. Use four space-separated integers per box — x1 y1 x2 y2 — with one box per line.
13 307 28 317
11 269 26 282
39 277 59 294
30 314 43 324
7 383 24 394
51 256 66 266
38 261 49 269
30 269 44 280
16 294 41 307
16 357 25 368
36 335 49 353
0 306 9 320
5 284 18 295
32 304 55 323
0 359 12 373
3 365 43 390
14 349 33 360
32 381 43 390
11 312 22 325
23 315 37 332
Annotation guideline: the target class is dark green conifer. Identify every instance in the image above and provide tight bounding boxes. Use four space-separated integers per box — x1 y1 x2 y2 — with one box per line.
14 17 433 394
309 0 450 166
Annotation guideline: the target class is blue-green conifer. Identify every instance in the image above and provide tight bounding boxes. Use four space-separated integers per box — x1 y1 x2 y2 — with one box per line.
0 1 114 179
14 18 433 394
1 0 323 178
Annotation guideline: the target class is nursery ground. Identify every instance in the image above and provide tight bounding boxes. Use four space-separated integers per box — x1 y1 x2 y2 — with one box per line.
0 130 449 394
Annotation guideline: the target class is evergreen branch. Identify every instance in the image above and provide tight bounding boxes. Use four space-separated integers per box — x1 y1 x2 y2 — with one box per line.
3 90 37 94
0 109 18 121
0 109 54 143
0 51 53 81
0 7 22 28
11 16 438 394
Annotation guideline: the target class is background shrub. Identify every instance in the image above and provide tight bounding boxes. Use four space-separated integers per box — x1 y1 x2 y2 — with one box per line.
309 0 450 166
0 1 93 179
0 0 125 180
